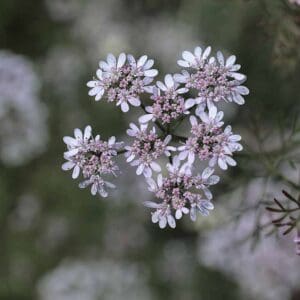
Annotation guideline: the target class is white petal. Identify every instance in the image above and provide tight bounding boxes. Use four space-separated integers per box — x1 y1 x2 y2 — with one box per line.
117 53 126 68
202 46 212 60
233 94 245 105
144 69 158 77
107 53 116 67
164 135 172 144
190 115 198 126
121 102 129 112
128 97 141 107
194 46 202 59
99 61 110 71
175 209 182 219
84 125 92 140
209 106 217 120
167 215 176 228
150 161 161 172
74 128 83 140
159 217 167 229
72 165 80 179
136 164 145 175
188 152 195 164
95 89 104 101
217 51 224 65
91 183 97 195
218 157 228 170
236 86 249 95
226 55 236 67
157 81 167 91
165 75 174 88
152 212 159 223
202 167 214 179
143 167 152 178
230 72 246 81
62 161 75 171
108 136 116 145
144 201 160 209
137 55 148 67
177 60 190 67
96 69 103 79
182 51 195 63
185 99 195 110
64 148 79 157
143 59 154 70
139 114 153 123
226 156 237 166
126 154 135 162
88 86 103 96
177 88 188 94
63 136 78 146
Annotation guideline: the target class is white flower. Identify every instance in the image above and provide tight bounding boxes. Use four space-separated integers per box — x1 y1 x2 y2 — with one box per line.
207 125 243 170
125 123 175 178
138 74 191 124
190 200 214 221
62 126 123 197
175 46 249 108
177 46 213 68
87 53 158 112
79 175 115 197
144 201 176 229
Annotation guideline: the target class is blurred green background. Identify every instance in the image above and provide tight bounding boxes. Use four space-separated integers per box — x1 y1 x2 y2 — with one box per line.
0 0 300 299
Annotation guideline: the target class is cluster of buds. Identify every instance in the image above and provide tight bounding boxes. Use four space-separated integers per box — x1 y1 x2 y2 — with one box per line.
62 46 249 228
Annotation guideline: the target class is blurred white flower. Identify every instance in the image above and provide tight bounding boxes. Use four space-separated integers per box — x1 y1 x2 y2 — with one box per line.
44 0 81 22
289 0 300 5
198 179 300 300
42 46 85 98
0 51 48 166
37 259 152 300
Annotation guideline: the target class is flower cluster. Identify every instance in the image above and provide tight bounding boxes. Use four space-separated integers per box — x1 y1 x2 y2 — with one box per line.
178 105 242 169
175 46 249 111
139 74 192 125
144 157 219 228
125 123 175 177
63 46 248 228
87 53 158 112
62 126 123 197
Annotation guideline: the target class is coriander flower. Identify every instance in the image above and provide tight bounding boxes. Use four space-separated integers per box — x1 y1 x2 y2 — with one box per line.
62 125 123 197
144 156 218 228
125 123 176 177
178 105 242 169
139 74 193 125
175 46 249 109
87 53 158 112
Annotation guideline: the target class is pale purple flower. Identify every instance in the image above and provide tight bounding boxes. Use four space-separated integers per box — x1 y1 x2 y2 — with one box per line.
139 74 193 125
144 156 219 228
178 105 242 169
62 126 123 197
175 46 249 109
289 0 300 5
87 53 158 112
125 123 175 177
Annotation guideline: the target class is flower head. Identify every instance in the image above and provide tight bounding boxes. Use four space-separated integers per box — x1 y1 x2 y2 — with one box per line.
125 123 175 177
87 53 158 112
178 105 242 169
139 74 193 125
62 126 123 197
175 46 249 110
144 157 219 228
